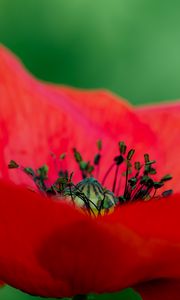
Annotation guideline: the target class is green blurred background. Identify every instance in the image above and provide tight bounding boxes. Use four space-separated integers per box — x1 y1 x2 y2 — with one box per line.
1 0 180 105
0 0 179 299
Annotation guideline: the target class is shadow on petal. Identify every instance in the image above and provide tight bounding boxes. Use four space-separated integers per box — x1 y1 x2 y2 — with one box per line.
134 278 180 300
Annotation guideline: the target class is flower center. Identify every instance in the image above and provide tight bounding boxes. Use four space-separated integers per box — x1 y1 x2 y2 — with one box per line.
8 140 173 216
63 177 118 216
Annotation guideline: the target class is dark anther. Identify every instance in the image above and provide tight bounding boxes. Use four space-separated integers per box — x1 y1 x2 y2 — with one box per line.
94 153 101 165
59 153 66 160
118 196 126 204
97 139 102 151
114 155 124 165
37 165 48 180
153 181 164 189
119 141 127 155
8 160 19 169
8 140 173 215
127 149 135 160
73 148 82 162
144 153 150 163
162 189 173 197
134 161 141 171
128 177 137 187
24 167 35 177
161 174 173 182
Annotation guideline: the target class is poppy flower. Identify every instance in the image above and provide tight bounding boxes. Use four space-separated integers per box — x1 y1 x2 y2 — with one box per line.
0 45 180 300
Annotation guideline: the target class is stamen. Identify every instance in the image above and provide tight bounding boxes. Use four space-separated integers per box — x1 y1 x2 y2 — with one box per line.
112 155 124 193
124 149 135 198
93 139 102 180
73 148 94 178
119 141 127 155
8 140 173 216
101 162 116 186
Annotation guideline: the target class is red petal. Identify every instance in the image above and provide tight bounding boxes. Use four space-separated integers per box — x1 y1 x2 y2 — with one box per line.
1 179 180 298
47 85 164 182
0 179 143 297
136 102 180 192
106 194 180 299
0 180 87 297
107 194 180 278
0 46 102 184
0 46 162 187
134 280 180 300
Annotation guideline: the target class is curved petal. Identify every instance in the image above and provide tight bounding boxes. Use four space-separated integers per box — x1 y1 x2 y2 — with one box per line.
134 279 180 300
136 102 180 192
0 45 162 188
0 179 180 298
0 179 143 297
105 194 180 299
107 195 180 279
0 46 103 184
46 85 165 183
0 179 86 297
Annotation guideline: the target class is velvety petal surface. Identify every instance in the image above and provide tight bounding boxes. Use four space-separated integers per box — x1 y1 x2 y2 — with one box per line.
0 179 143 297
135 280 180 300
108 192 180 299
0 179 180 298
136 102 180 192
0 45 163 188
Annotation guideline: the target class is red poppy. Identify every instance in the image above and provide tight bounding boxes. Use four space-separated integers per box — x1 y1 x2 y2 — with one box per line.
0 45 180 299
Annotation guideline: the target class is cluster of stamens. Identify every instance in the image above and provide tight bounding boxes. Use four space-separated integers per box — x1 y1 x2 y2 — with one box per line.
8 140 173 216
